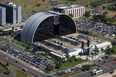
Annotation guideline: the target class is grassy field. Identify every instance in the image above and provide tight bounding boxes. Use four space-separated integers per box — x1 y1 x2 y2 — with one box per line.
12 40 32 50
0 0 105 12
0 0 115 18
62 66 97 77
14 68 31 77
0 39 5 42
46 58 87 74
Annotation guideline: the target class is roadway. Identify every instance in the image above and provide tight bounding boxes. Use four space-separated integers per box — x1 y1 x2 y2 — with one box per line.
0 50 51 77
72 59 116 77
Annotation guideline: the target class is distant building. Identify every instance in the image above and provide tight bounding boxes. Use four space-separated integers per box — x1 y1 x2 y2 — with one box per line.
88 9 107 15
0 7 6 26
51 5 85 19
1 25 24 31
0 2 21 25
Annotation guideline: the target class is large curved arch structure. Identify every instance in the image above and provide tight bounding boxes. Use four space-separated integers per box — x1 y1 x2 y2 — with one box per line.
21 11 76 44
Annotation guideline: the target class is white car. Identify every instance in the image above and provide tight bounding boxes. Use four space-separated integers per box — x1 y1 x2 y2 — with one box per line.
92 68 103 75
22 68 28 72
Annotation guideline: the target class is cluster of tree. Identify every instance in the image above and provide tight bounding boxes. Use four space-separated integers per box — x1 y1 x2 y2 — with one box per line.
103 46 116 55
107 5 116 11
45 64 54 71
42 0 45 2
92 14 107 22
81 65 90 71
0 62 10 75
90 0 116 8
31 10 36 15
36 4 41 7
92 14 116 24
0 30 14 36
78 30 90 35
84 11 91 17
69 14 73 18
112 41 116 45
39 47 51 53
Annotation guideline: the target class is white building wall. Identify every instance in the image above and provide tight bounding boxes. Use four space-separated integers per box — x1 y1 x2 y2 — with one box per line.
64 6 85 19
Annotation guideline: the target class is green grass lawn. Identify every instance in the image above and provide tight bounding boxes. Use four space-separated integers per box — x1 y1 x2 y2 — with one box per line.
0 39 5 42
12 40 32 50
108 62 116 66
62 66 97 77
14 68 31 77
103 57 115 61
46 58 88 74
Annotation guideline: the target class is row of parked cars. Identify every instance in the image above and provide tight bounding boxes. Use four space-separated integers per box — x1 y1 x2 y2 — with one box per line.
0 43 55 71
76 19 116 36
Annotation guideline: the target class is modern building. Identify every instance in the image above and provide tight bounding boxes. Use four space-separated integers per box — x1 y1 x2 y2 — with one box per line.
51 5 85 19
21 11 76 44
0 2 21 24
68 47 83 57
68 41 112 57
0 7 6 26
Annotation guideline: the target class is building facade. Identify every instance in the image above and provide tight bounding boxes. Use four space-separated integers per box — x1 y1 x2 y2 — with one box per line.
0 2 21 25
51 5 85 19
0 7 6 26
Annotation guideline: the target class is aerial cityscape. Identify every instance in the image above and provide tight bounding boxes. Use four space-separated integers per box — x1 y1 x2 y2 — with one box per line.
0 0 116 77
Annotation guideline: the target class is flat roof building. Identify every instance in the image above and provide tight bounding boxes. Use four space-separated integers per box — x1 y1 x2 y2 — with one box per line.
0 7 6 26
51 5 85 19
0 2 21 24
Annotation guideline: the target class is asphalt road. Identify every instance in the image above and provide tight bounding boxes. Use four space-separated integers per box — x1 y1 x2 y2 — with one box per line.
0 50 51 77
72 59 116 77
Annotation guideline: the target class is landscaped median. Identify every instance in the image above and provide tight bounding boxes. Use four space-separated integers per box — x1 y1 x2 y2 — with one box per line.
12 40 32 50
45 58 88 74
62 66 98 77
0 39 5 43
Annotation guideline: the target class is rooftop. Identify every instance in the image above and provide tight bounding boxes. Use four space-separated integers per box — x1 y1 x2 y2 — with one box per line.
54 5 84 9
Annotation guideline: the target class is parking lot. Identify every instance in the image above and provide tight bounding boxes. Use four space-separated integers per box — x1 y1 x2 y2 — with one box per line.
0 42 55 71
75 19 116 36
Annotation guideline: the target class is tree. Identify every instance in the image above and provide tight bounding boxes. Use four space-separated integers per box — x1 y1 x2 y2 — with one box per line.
24 5 26 7
84 11 90 17
4 69 11 75
5 62 9 67
72 55 76 61
55 63 62 69
69 14 73 18
28 43 32 46
66 53 70 61
36 4 41 7
45 64 53 71
102 6 105 9
26 46 31 50
42 0 45 2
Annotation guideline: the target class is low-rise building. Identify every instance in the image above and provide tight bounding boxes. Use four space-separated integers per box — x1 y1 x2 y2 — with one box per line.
51 5 85 19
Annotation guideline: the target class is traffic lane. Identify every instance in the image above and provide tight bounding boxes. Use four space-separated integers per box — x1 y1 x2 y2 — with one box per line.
72 61 115 77
0 51 48 77
72 70 92 77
